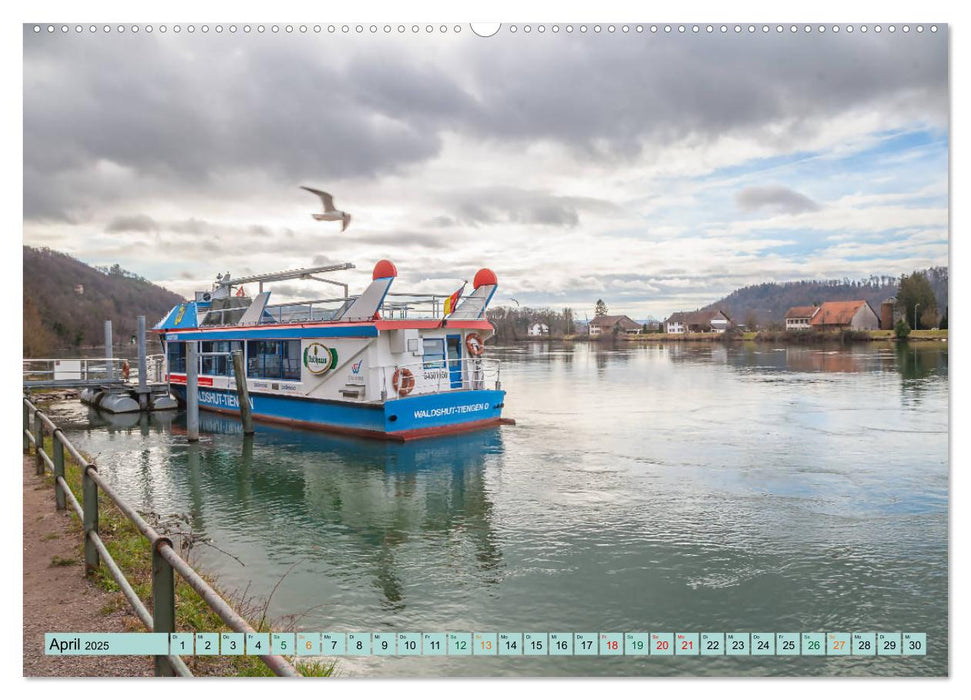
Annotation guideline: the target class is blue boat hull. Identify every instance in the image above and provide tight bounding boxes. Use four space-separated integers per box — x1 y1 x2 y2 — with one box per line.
170 385 508 441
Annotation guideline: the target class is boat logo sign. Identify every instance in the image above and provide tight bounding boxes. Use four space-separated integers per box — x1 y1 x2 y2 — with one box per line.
304 342 338 375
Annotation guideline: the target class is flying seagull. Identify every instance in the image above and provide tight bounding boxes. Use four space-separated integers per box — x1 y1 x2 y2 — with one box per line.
300 186 352 231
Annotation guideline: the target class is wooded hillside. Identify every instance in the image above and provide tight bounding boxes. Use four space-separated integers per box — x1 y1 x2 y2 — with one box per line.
23 246 184 356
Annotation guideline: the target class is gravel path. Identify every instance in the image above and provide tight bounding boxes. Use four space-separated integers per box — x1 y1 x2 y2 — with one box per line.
22 455 153 677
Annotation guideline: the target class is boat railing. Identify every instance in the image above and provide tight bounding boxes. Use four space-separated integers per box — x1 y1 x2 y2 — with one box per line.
379 292 470 320
254 293 473 324
261 297 354 325
379 357 501 397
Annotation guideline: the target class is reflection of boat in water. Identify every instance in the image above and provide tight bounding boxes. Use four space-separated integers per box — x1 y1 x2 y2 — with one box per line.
155 259 513 441
176 414 504 607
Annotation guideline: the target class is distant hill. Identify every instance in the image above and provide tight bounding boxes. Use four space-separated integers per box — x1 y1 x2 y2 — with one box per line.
699 267 948 327
23 246 184 356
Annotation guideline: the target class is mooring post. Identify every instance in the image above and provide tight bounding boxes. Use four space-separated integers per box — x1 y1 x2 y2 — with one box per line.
137 315 148 410
104 320 114 380
186 341 199 442
231 350 254 435
34 411 44 475
23 401 30 454
152 541 176 676
53 431 66 510
82 466 100 574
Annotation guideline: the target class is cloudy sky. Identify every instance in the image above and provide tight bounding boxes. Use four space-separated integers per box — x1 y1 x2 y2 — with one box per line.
23 24 948 319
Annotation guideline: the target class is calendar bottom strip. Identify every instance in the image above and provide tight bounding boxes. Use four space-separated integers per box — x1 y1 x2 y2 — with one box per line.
46 632 927 657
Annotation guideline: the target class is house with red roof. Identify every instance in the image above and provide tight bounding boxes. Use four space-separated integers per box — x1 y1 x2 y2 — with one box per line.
663 310 732 334
809 300 879 331
589 314 643 336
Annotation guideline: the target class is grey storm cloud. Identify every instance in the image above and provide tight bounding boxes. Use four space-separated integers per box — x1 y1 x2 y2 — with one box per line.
736 185 822 214
105 214 159 233
447 188 619 228
354 231 450 248
23 28 947 222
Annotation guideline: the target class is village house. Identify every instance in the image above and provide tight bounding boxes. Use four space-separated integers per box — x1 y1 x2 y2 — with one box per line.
785 305 818 330
809 300 879 331
663 310 732 334
589 314 643 336
527 322 549 337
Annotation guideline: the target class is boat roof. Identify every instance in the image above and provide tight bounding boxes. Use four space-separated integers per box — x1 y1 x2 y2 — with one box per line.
154 259 499 335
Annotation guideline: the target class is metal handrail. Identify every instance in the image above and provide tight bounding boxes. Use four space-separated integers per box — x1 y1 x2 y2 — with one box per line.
381 357 501 397
23 355 167 386
22 397 300 678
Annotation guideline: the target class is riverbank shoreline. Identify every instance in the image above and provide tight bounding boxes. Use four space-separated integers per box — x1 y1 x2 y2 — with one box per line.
493 330 948 344
22 398 334 678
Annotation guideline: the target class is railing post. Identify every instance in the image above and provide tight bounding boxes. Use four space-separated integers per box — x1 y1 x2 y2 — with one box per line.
23 401 30 454
34 411 44 475
82 466 100 574
53 431 66 510
152 539 176 676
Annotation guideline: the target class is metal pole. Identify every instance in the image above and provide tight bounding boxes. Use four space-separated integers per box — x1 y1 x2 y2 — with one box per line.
53 431 66 510
23 401 30 453
186 341 199 442
82 466 100 574
137 315 148 409
104 320 114 380
152 539 176 677
34 411 44 475
231 350 254 435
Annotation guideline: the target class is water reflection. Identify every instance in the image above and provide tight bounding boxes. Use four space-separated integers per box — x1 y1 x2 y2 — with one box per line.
168 415 505 609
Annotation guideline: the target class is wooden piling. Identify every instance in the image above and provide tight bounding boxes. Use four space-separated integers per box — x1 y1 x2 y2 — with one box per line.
232 350 254 435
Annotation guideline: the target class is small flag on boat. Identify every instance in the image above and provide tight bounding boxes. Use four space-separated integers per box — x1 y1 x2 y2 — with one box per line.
443 282 467 318
235 286 246 297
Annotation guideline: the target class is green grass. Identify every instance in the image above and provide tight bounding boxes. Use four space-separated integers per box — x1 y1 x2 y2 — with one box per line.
35 435 333 678
49 555 75 567
869 329 947 340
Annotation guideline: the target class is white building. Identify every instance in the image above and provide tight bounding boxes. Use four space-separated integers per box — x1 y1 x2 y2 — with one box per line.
527 323 549 337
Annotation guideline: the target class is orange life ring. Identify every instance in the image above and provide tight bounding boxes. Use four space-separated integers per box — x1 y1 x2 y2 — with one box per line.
465 333 484 357
121 360 130 380
392 367 415 396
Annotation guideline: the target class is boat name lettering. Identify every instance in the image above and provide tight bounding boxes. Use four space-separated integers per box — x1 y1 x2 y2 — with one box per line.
422 369 449 381
413 403 489 419
199 390 254 409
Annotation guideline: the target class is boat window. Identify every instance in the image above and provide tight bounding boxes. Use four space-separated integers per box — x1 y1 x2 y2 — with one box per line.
422 337 446 369
247 339 301 380
282 340 301 380
201 340 242 376
166 341 186 373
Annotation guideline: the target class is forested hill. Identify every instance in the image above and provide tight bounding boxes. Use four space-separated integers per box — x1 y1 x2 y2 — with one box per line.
700 267 948 326
23 246 184 356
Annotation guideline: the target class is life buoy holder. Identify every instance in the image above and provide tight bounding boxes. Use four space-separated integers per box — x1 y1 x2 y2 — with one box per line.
465 333 484 357
392 367 415 396
121 360 131 381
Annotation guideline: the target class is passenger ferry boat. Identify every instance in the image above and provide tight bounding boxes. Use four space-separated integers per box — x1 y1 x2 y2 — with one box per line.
153 260 512 441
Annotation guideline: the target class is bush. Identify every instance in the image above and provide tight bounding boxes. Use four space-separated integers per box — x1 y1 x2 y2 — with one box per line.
894 318 911 339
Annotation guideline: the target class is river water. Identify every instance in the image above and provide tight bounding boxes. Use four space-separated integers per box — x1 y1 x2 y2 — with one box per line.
44 341 948 677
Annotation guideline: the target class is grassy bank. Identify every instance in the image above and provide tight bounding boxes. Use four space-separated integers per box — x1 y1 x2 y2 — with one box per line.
33 432 333 677
868 329 948 341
